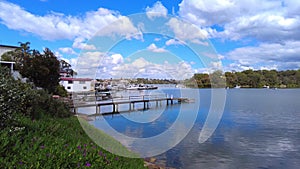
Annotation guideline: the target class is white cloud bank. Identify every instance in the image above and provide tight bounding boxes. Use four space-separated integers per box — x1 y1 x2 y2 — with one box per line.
225 41 300 71
111 58 195 80
179 0 300 42
0 1 140 42
179 0 300 70
75 51 196 80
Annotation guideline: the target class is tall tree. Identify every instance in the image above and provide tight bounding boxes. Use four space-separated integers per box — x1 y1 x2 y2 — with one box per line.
20 47 60 93
60 60 76 77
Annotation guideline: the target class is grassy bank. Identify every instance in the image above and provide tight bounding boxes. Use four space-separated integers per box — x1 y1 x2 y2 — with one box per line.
0 116 145 168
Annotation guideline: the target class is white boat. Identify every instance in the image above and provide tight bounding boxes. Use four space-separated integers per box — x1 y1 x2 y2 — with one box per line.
138 85 158 90
126 84 158 90
126 85 140 90
175 84 186 88
234 85 241 89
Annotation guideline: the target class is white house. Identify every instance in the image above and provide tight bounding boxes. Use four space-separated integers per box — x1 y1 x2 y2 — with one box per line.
0 44 19 59
0 44 20 79
60 77 93 93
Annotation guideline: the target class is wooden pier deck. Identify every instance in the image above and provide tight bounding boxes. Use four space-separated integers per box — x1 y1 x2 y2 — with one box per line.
71 95 191 115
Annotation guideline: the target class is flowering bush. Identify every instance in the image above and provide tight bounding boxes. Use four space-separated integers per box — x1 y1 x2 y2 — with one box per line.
0 66 71 129
0 67 34 129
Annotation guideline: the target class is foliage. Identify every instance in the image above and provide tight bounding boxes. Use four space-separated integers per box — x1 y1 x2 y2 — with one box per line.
0 116 145 168
20 48 60 93
185 69 300 88
0 66 71 130
60 59 76 77
31 90 71 119
1 42 62 94
54 85 68 97
0 66 35 129
1 51 16 62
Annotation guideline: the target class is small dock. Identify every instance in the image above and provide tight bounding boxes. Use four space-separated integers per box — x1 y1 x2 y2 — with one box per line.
70 95 192 115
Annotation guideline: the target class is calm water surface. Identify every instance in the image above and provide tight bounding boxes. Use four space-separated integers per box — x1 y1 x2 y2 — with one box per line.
84 89 300 169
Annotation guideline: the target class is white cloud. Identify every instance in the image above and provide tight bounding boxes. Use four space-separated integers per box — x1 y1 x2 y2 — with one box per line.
179 0 300 42
225 41 300 70
95 16 143 40
0 1 140 41
178 0 300 71
72 37 96 50
74 51 126 78
111 54 123 64
147 43 167 53
54 51 63 60
154 38 161 41
217 12 300 42
202 52 224 60
59 47 77 55
166 18 208 42
165 39 185 46
146 1 168 19
111 58 194 80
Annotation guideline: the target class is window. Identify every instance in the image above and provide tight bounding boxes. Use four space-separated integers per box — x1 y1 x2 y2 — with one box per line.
68 80 73 84
79 81 85 84
67 86 71 89
83 86 87 90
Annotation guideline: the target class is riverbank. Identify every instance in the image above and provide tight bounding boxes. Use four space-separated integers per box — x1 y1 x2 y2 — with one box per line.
0 116 145 168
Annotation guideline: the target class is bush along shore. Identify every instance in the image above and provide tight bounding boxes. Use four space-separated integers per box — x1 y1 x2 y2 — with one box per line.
0 66 145 168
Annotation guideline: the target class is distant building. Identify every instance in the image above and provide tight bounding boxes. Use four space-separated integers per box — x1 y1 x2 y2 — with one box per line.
59 77 93 93
0 44 22 80
0 44 19 59
0 61 22 79
0 61 15 73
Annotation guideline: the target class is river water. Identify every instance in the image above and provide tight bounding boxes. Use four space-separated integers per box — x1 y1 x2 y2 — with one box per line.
81 88 300 169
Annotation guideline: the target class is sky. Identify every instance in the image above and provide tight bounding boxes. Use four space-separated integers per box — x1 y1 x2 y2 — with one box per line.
0 0 299 79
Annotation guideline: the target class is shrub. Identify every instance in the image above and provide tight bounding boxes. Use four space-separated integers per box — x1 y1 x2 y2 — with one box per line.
30 89 72 119
0 66 71 130
0 66 35 129
54 85 68 97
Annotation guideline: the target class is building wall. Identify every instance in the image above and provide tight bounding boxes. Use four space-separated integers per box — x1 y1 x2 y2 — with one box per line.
60 80 92 92
0 45 18 59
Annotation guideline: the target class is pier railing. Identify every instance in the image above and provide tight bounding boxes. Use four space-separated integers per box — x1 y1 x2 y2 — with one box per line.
70 93 191 115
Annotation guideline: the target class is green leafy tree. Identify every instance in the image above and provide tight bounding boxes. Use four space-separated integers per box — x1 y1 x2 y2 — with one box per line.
236 72 248 87
295 70 300 87
263 70 278 87
1 51 16 62
225 72 238 88
20 48 60 93
247 71 262 88
60 59 76 77
210 70 226 88
193 73 211 88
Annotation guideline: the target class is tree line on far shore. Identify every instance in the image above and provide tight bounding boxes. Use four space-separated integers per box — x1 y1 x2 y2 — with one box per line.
184 69 300 88
118 69 300 88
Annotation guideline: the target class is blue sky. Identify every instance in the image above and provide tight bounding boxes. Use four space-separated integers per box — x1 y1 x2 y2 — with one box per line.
0 0 299 78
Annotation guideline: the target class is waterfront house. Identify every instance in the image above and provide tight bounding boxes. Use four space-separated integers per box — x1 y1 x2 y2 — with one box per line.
0 44 19 58
59 77 93 93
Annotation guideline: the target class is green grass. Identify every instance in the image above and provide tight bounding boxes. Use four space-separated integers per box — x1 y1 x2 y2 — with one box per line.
0 116 146 169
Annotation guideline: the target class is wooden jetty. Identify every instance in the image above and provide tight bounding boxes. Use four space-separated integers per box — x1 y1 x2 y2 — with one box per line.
70 95 192 115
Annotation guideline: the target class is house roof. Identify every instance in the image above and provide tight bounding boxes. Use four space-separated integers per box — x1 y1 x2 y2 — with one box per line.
60 77 92 81
0 44 19 49
0 61 16 64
